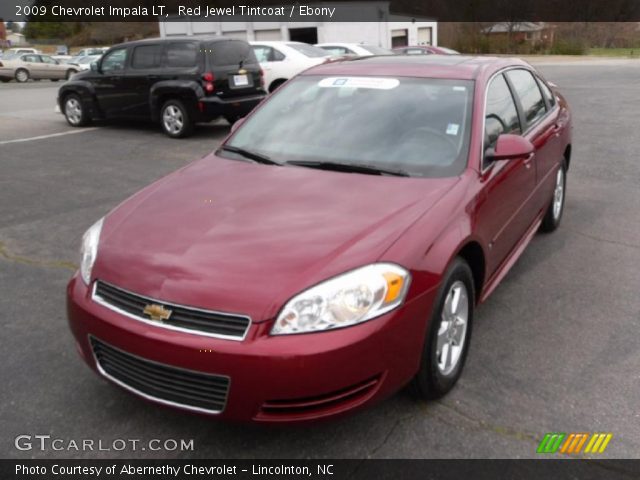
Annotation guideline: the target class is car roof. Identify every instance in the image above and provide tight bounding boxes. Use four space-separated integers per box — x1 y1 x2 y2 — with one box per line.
303 55 530 80
110 35 237 49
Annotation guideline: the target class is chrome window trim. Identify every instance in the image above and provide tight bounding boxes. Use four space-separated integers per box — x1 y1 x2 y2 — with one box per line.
91 281 251 341
89 335 229 415
480 66 558 174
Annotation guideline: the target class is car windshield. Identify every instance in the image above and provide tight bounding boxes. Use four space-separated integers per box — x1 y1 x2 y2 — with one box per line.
225 75 474 178
286 43 329 58
361 45 393 55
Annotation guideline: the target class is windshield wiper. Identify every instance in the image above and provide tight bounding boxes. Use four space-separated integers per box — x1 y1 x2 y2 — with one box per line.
219 145 280 165
285 160 410 177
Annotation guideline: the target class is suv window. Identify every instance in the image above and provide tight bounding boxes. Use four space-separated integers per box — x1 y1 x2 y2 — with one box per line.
206 40 256 66
506 69 547 128
485 73 521 149
132 44 163 69
252 45 284 63
101 48 127 72
165 42 198 68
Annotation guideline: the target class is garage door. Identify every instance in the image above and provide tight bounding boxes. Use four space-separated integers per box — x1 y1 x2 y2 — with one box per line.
255 29 283 41
418 27 432 46
222 31 247 40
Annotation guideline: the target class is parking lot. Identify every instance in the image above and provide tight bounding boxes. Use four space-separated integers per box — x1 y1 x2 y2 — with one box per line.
1 61 639 459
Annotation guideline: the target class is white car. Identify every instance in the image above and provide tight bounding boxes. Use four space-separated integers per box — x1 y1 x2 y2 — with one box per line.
315 43 393 57
250 41 332 92
67 54 102 71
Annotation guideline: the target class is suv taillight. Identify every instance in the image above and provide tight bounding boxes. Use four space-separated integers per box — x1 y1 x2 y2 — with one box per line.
259 68 265 88
202 72 215 93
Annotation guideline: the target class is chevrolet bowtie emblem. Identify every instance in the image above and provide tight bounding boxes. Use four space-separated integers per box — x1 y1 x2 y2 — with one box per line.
143 304 172 322
238 68 247 74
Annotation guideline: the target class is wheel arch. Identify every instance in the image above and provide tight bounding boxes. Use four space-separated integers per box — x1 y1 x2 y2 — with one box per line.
563 144 571 171
268 78 288 93
150 81 202 121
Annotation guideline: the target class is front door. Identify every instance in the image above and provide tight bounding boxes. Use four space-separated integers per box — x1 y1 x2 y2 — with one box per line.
475 72 536 276
93 47 131 117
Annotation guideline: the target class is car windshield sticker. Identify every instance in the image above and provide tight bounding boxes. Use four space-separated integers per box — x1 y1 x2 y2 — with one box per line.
453 86 467 91
318 77 400 90
446 123 460 136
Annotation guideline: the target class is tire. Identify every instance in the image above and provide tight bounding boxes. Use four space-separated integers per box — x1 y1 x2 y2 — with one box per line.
15 69 29 83
540 159 567 233
412 257 475 399
269 79 286 93
63 94 90 127
224 114 239 125
0 78 10 83
66 69 77 80
160 99 193 138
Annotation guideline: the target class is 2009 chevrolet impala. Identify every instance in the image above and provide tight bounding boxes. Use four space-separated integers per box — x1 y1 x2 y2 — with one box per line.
67 55 572 422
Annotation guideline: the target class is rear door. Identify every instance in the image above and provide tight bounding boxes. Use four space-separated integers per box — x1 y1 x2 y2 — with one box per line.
205 40 262 98
39 55 64 79
127 43 165 118
21 55 44 78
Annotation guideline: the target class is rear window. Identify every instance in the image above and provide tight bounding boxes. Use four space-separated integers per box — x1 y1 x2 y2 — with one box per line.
165 42 198 68
286 43 328 58
205 40 257 67
132 44 163 69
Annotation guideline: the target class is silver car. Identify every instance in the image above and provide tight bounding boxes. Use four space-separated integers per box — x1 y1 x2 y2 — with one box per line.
0 54 79 83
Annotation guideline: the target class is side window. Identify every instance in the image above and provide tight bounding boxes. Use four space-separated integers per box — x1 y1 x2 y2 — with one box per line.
506 69 547 128
323 46 347 55
537 76 556 107
23 55 40 63
272 48 285 61
406 48 428 55
101 48 128 72
252 46 270 63
164 42 198 68
485 74 521 150
131 44 163 69
41 56 57 64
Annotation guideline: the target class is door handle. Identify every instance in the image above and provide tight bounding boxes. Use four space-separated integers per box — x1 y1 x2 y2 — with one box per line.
552 123 561 137
523 152 535 169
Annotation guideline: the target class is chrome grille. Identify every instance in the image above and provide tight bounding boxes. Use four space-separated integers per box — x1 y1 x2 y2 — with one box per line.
93 281 250 340
90 337 229 414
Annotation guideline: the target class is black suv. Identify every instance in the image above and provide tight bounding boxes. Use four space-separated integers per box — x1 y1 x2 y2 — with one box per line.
58 36 266 138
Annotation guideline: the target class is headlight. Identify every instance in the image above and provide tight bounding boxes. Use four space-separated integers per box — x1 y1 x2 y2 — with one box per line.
79 217 104 285
271 263 410 335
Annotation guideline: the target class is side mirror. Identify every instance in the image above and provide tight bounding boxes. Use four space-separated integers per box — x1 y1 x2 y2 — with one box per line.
90 61 99 72
486 134 534 162
230 117 245 133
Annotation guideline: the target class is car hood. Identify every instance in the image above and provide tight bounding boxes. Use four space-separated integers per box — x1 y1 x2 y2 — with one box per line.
94 155 458 321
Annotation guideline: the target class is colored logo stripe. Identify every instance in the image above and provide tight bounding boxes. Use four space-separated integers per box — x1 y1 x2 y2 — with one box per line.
584 433 613 454
538 433 613 454
537 433 566 453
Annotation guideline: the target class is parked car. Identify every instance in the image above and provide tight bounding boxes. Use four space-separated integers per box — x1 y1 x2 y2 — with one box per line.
250 41 331 92
3 47 40 55
394 45 460 55
67 54 103 71
67 55 572 422
316 43 394 56
0 54 78 82
66 48 109 66
58 36 266 137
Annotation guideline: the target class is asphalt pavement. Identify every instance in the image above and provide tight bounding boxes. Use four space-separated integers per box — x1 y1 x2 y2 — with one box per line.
1 63 639 459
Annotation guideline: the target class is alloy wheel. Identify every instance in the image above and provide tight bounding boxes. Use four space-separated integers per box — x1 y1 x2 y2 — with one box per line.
65 98 82 125
162 105 184 135
552 167 565 221
436 280 469 376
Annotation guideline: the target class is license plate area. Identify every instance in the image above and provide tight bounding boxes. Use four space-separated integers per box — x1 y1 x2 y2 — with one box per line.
230 74 251 88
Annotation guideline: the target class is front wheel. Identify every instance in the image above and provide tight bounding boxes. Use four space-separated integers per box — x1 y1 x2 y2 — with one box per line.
412 258 474 399
63 94 90 127
160 99 193 138
540 160 567 233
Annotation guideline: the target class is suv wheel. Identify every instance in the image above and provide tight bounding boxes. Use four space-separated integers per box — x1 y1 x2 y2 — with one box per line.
412 258 474 399
160 100 193 138
63 94 90 127
15 69 29 83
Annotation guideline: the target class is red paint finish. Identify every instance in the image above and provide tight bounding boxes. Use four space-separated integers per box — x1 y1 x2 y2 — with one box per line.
67 56 572 422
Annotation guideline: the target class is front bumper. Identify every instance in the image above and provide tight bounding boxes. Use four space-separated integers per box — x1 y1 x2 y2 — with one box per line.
67 274 435 423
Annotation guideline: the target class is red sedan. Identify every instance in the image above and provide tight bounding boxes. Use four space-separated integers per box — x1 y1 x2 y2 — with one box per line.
67 55 572 422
